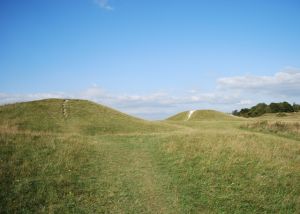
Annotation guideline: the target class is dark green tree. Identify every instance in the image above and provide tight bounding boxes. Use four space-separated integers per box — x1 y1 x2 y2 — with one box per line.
233 101 297 117
269 103 280 113
278 102 294 112
293 103 300 112
248 103 268 117
232 110 239 116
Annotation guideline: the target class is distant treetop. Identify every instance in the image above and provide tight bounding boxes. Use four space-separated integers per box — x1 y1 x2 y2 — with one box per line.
232 102 300 117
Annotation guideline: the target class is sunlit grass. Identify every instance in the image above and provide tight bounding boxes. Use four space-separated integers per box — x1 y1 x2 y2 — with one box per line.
0 99 299 213
242 115 300 140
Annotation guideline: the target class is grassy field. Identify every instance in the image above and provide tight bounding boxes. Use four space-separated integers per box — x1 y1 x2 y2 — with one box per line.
0 99 299 213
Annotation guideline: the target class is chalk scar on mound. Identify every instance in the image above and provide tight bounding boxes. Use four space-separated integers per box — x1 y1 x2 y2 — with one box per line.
187 110 195 120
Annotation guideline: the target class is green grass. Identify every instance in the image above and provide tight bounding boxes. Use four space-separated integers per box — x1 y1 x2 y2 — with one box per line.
242 118 300 141
256 111 300 122
0 99 299 213
0 99 175 135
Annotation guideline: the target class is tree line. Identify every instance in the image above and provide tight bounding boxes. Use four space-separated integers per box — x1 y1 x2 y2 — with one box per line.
232 102 300 117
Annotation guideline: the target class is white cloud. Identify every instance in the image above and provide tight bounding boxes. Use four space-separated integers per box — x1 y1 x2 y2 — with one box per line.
0 92 66 105
218 69 300 96
94 0 114 10
238 100 253 105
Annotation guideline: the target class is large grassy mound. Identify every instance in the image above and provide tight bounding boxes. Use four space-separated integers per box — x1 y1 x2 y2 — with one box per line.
0 99 172 135
167 109 241 121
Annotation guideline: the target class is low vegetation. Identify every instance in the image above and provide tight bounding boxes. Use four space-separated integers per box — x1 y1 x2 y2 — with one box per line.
242 120 300 140
0 99 299 213
233 101 300 117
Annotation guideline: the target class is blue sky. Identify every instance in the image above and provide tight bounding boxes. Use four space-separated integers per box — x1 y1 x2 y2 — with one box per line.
1 0 300 119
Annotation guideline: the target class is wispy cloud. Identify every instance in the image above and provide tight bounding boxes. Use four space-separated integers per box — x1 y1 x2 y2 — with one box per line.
1 68 300 119
218 68 300 95
94 0 114 10
0 92 66 104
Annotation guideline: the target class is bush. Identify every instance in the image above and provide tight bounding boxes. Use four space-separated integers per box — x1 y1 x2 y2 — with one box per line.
234 101 298 117
276 112 287 117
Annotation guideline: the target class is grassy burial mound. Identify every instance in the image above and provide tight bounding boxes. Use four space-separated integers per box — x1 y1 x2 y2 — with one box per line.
0 99 173 135
167 109 241 121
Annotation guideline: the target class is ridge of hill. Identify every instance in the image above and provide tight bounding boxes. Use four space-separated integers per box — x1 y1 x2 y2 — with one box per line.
167 109 242 121
0 99 174 135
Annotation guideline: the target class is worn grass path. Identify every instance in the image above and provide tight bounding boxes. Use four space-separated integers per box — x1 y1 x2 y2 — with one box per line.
88 135 181 213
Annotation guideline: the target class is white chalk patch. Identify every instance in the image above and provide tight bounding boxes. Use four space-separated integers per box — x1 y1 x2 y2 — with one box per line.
63 99 69 118
187 110 195 120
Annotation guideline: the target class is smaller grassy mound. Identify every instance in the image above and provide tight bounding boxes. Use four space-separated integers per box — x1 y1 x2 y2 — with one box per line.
167 110 241 121
166 111 189 121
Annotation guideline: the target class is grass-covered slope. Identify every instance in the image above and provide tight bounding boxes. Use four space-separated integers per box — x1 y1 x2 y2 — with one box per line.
167 109 241 121
0 99 173 134
65 99 173 134
0 99 299 213
0 99 65 132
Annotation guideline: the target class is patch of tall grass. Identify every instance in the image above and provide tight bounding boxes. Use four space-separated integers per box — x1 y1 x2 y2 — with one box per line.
242 120 300 140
